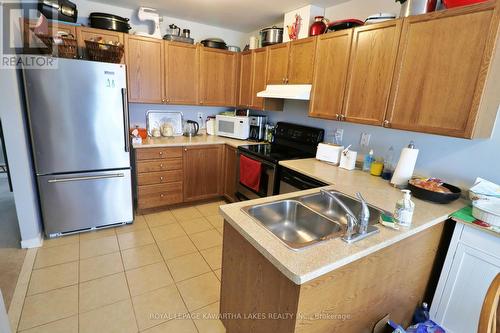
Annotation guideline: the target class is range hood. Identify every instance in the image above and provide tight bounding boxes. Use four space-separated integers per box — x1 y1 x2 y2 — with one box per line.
257 84 312 100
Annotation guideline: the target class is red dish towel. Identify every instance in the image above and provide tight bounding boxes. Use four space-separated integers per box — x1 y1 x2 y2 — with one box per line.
239 155 262 192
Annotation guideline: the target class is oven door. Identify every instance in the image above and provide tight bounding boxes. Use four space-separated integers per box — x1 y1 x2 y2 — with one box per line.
236 151 277 200
278 167 327 194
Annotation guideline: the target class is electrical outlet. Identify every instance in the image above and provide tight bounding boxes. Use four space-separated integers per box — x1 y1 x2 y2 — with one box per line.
360 132 371 147
335 128 344 144
197 112 204 120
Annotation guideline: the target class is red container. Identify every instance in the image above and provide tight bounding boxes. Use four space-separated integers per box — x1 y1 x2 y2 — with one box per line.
442 0 487 8
309 16 328 36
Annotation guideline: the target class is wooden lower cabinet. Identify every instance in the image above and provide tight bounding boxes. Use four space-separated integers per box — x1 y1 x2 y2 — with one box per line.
183 145 223 202
223 145 238 202
135 147 183 210
221 221 447 333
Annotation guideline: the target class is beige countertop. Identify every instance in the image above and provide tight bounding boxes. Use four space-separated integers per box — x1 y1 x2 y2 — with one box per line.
219 158 466 285
132 134 260 149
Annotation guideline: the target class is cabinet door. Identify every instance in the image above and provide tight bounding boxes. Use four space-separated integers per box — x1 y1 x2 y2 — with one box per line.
387 5 498 138
309 30 353 120
199 48 238 106
251 48 284 111
223 145 238 202
165 42 198 105
343 20 402 125
125 35 163 103
266 43 290 84
76 26 125 63
238 51 253 108
433 242 500 332
287 37 317 84
183 145 223 202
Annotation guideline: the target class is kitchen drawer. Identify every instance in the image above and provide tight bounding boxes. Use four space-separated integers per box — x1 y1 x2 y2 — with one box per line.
135 147 183 161
137 170 183 186
138 182 183 209
136 158 182 173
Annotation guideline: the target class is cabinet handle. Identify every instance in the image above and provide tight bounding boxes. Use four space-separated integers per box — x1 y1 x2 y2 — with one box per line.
282 78 286 83
342 115 346 121
383 120 390 127
159 151 163 155
199 100 203 104
285 78 289 84
160 193 165 198
160 163 164 168
184 148 188 152
335 114 340 120
160 176 164 181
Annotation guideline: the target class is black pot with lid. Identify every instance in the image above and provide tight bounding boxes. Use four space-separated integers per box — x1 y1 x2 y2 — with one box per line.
89 12 131 33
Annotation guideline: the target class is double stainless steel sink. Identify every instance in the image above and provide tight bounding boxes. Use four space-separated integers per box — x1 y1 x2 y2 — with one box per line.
242 190 388 250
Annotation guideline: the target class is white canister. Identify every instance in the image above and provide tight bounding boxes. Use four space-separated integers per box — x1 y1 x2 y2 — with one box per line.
249 36 258 49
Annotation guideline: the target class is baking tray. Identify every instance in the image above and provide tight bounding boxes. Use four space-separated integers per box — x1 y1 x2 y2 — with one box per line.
146 111 183 136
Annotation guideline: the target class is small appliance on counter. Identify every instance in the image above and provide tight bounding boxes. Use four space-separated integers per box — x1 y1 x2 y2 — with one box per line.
206 116 216 135
260 26 283 46
216 115 250 140
89 12 131 33
248 115 267 141
316 143 344 165
135 7 162 39
39 0 78 23
183 120 200 137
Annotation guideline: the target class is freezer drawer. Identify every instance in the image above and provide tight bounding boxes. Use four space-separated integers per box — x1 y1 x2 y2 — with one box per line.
38 169 133 236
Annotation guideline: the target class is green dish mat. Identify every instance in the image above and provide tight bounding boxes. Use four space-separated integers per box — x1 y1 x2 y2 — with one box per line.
450 206 476 223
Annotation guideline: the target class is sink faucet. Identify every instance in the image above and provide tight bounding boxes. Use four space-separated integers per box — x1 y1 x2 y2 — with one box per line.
320 189 370 241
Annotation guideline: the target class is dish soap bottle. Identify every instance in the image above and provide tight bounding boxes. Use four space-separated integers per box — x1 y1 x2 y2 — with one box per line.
394 189 415 229
362 149 374 172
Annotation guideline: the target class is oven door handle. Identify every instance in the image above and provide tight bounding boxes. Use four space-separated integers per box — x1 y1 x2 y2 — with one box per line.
237 151 276 169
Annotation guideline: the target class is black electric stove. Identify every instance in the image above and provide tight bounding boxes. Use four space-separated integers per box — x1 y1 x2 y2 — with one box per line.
236 122 324 200
238 122 325 164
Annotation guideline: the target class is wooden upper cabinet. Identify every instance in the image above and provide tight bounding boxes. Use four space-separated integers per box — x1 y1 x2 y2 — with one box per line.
125 35 163 103
343 20 403 125
76 26 124 63
266 43 290 84
199 47 238 106
238 51 253 108
387 4 499 138
183 145 223 202
287 37 317 84
309 30 353 119
164 42 198 105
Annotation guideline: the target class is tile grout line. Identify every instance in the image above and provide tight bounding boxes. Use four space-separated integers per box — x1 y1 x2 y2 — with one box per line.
151 210 201 333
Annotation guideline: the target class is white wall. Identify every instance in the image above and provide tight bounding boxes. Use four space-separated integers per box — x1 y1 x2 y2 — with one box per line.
0 69 43 248
73 0 248 48
324 0 400 20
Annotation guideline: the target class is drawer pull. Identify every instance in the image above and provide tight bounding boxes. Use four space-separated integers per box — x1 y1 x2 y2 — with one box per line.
160 163 164 168
160 176 164 181
159 151 163 155
160 193 165 198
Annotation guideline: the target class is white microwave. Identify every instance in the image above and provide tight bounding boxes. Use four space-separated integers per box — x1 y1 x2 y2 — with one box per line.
216 115 250 140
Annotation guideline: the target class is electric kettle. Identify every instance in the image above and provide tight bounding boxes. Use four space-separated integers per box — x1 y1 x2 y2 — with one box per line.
183 120 199 137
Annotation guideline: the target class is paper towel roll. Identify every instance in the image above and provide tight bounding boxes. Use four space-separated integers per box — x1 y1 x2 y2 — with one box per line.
391 147 419 187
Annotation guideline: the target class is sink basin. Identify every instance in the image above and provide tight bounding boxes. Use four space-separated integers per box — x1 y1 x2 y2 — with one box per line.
297 191 387 226
243 200 344 250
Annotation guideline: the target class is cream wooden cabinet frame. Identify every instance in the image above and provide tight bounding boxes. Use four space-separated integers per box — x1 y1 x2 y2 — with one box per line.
431 222 500 332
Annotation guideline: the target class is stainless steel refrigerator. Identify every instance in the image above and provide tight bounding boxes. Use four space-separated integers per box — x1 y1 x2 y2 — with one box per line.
22 57 133 237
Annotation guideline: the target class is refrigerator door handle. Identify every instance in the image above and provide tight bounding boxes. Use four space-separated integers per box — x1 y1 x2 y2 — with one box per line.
47 173 125 183
122 88 130 153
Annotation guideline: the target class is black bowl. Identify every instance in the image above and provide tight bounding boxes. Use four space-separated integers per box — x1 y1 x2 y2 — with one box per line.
407 182 461 204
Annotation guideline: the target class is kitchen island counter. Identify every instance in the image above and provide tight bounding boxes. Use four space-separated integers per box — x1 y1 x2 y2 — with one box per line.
220 158 466 285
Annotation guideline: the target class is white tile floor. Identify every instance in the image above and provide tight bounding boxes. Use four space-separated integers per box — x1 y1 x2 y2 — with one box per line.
16 200 227 333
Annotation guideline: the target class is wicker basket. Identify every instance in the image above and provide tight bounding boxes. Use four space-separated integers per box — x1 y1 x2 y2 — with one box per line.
34 33 78 58
84 40 124 63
